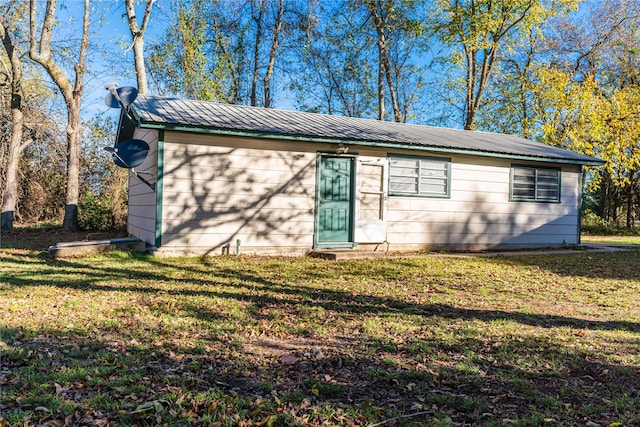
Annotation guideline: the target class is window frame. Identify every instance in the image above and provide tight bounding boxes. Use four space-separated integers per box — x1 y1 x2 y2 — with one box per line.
387 154 451 198
510 164 562 203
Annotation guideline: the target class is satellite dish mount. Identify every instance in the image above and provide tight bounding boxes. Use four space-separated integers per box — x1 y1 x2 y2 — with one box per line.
103 82 155 191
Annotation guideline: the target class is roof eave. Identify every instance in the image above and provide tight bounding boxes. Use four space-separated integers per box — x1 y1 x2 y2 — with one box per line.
137 120 605 166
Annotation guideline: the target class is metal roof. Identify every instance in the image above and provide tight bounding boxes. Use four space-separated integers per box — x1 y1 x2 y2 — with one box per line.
130 95 603 165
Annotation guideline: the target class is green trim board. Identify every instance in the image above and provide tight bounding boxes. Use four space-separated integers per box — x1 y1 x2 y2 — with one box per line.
578 165 583 244
154 130 165 248
135 122 604 167
510 164 562 203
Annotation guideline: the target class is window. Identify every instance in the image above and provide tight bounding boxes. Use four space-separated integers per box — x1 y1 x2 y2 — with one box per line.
511 165 560 202
389 155 450 197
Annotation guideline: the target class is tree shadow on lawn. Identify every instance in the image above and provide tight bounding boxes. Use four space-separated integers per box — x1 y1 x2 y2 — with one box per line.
3 252 640 424
1 321 639 426
5 252 639 334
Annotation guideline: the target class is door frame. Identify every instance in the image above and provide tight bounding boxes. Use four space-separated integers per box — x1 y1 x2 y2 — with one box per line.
354 156 388 243
313 153 357 249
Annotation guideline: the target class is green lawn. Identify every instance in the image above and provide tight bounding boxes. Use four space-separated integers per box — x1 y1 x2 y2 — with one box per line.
582 234 640 245
1 230 639 426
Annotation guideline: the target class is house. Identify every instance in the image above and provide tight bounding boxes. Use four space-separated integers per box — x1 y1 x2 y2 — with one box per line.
114 95 603 256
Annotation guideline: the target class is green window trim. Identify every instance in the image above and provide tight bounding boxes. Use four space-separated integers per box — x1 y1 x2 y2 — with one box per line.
388 154 451 198
510 164 561 203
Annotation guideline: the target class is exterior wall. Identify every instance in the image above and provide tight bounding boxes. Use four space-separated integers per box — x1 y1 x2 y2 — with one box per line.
127 128 159 245
382 149 581 251
132 130 582 255
157 132 328 256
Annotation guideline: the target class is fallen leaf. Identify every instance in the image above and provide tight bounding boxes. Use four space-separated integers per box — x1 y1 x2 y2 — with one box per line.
279 354 297 364
54 383 64 395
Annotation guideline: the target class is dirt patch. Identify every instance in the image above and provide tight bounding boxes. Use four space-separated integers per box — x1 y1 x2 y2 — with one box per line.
246 336 351 358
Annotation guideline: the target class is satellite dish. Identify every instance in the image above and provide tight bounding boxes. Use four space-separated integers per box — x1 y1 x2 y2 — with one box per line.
104 86 139 108
107 139 149 168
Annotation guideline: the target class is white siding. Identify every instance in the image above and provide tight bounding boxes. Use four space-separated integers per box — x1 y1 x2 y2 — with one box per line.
127 129 158 245
128 129 582 254
157 132 321 255
385 153 581 250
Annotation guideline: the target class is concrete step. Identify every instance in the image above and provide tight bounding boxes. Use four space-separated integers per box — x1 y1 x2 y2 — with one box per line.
309 249 389 260
48 237 146 258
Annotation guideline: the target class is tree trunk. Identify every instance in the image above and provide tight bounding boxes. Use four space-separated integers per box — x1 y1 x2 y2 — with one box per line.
366 0 402 122
125 0 155 95
1 108 23 229
263 0 284 109
463 47 477 130
29 0 89 231
627 173 637 229
376 50 385 120
1 19 28 229
596 171 608 220
62 99 82 231
612 187 620 225
250 0 264 107
626 185 633 229
380 32 402 122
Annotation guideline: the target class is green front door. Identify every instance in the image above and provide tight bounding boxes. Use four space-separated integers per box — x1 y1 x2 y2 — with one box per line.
317 156 354 246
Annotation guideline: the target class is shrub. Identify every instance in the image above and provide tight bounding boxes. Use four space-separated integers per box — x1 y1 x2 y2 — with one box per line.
581 209 612 234
78 191 126 231
582 209 640 235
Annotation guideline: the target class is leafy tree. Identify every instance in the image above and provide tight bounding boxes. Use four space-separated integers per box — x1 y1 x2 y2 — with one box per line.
79 117 128 230
471 0 639 228
544 0 640 228
292 0 430 122
28 0 90 230
291 1 377 117
363 0 426 122
148 0 291 106
431 0 580 130
148 0 223 100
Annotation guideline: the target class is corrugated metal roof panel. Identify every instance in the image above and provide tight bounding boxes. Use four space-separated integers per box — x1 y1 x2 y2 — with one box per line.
131 95 602 164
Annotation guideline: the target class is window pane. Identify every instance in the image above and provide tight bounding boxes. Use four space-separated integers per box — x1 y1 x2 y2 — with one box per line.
420 177 447 195
390 159 417 193
512 166 559 202
390 156 449 196
537 188 558 200
513 167 535 199
391 159 419 173
359 193 383 220
360 164 383 192
390 179 418 193
513 185 535 199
